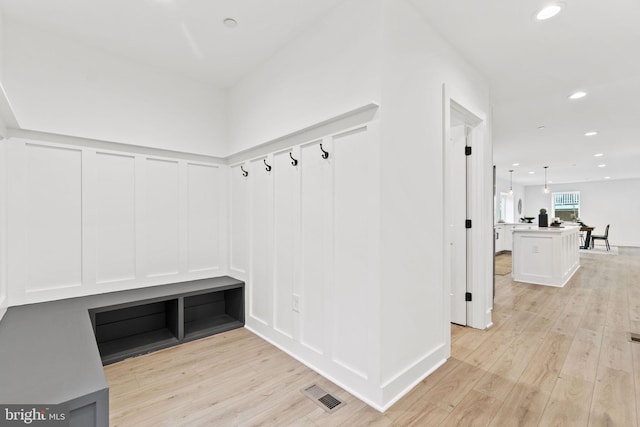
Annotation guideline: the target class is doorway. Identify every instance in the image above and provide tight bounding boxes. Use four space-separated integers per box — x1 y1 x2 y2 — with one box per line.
445 99 483 327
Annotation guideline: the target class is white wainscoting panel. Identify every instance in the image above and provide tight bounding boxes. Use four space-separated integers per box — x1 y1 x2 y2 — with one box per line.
230 165 249 275
25 144 82 291
299 140 333 355
145 158 180 277
0 142 8 320
95 152 136 284
187 163 220 273
332 128 370 378
272 150 299 339
249 157 273 325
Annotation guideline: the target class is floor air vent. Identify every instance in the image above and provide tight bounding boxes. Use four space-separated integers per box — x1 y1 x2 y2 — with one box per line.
630 332 640 343
301 384 345 413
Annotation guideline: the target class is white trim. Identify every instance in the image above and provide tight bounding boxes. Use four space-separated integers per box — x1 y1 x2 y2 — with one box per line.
225 103 379 164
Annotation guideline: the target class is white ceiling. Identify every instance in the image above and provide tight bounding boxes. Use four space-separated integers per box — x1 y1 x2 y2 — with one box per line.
1 0 639 186
0 0 344 87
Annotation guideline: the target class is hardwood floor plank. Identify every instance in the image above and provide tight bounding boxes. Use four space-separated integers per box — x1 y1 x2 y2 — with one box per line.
438 390 503 427
488 383 550 427
589 366 637 427
538 376 593 427
518 332 573 394
560 327 604 383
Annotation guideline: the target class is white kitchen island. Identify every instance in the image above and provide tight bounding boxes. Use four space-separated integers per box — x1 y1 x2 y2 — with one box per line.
512 226 580 287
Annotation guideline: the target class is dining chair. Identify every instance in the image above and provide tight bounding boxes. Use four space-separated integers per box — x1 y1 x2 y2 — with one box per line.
591 224 610 251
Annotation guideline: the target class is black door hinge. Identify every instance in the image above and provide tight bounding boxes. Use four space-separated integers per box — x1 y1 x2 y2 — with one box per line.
465 146 472 156
465 219 472 229
465 292 472 302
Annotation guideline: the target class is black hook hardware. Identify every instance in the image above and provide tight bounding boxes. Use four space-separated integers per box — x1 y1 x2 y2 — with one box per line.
320 143 329 159
289 152 298 166
240 165 248 177
264 159 272 172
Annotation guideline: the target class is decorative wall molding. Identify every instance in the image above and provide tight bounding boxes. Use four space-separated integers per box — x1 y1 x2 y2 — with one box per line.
8 128 226 165
226 103 379 165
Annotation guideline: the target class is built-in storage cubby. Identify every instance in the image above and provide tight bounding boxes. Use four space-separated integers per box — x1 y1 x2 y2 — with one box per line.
92 298 180 365
90 282 244 365
184 287 244 341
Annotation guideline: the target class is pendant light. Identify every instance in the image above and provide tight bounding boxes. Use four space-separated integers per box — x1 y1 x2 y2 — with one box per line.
543 166 550 193
509 170 514 194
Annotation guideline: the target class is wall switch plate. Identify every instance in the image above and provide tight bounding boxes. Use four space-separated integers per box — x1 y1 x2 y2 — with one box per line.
292 294 300 312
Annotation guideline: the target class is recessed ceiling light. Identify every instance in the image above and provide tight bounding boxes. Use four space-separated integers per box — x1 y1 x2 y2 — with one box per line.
585 131 598 136
568 91 587 100
536 4 564 20
604 176 611 179
528 171 535 174
548 180 553 184
512 163 520 166
594 153 604 157
223 18 238 28
598 164 607 168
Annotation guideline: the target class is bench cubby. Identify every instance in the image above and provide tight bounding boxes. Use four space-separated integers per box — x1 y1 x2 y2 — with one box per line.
90 282 244 365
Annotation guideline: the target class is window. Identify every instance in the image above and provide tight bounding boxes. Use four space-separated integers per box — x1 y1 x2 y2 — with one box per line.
552 191 580 221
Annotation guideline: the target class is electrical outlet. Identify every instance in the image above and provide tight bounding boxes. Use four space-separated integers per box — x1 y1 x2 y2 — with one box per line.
292 294 300 312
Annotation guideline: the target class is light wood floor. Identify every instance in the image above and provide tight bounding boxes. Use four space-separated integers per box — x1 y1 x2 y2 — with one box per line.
105 248 640 426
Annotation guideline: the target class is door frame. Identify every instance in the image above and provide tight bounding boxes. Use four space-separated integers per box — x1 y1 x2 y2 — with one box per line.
442 84 492 342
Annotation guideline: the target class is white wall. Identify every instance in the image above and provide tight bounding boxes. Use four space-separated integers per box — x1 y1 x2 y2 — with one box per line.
525 179 640 247
0 7 4 81
0 140 7 321
227 0 382 154
3 20 227 157
230 121 382 408
495 176 525 222
377 0 492 403
5 137 228 305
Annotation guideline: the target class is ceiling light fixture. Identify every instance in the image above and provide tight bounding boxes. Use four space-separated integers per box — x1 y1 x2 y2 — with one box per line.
509 170 514 194
223 18 238 28
594 153 604 157
568 91 587 100
529 171 535 175
543 166 550 193
585 131 598 136
536 4 564 20
604 176 611 179
512 162 520 166
598 164 607 168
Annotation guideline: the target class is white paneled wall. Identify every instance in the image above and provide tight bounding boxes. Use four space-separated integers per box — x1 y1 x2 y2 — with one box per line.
186 163 221 273
145 158 180 277
6 138 226 305
234 124 381 407
25 144 83 292
272 149 299 339
95 153 136 284
0 141 8 321
248 157 273 326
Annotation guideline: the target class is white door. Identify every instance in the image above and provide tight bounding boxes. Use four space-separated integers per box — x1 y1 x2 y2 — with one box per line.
449 124 467 325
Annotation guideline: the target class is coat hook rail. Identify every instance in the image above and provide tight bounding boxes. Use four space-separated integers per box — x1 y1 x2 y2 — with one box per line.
320 143 329 159
290 152 298 166
240 165 248 177
264 159 272 171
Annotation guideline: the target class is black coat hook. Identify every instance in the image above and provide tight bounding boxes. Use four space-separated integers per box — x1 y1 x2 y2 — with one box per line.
264 159 272 172
320 143 329 159
240 165 248 177
289 152 298 166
